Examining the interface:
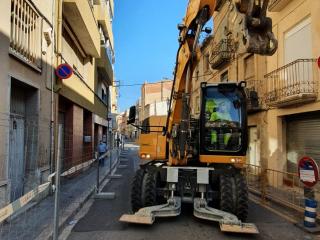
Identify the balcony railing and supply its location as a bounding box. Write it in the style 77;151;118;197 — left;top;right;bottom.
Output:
209;39;233;69
10;0;42;71
245;79;264;112
265;59;319;107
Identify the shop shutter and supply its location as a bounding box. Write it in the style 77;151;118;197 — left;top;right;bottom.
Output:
286;112;320;173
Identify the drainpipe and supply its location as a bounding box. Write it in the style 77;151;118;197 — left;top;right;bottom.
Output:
57;0;63;64
51;0;63;173
49;0;56;174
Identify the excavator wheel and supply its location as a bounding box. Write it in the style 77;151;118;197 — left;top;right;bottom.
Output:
220;172;248;221
143;171;158;206
131;168;165;213
131;168;145;212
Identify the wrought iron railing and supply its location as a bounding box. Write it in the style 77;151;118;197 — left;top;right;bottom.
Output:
264;59;319;105
209;39;233;69
10;0;42;70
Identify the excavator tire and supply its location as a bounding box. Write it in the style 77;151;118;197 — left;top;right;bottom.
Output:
234;173;249;221
220;173;248;221
131;168;145;213
143;171;157;207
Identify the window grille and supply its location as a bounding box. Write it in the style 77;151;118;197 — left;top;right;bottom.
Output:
10;0;42;69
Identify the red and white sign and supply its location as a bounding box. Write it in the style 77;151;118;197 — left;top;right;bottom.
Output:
298;156;319;188
55;63;73;80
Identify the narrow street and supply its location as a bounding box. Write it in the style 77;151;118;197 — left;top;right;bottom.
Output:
67;144;315;240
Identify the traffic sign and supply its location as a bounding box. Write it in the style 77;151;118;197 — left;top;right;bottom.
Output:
317;57;320;69
56;63;73;80
298;156;319;188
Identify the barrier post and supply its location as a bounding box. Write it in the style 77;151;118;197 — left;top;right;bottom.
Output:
53;125;62;240
297;156;320;232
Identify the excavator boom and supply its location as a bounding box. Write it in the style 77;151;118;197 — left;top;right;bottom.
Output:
166;0;277;166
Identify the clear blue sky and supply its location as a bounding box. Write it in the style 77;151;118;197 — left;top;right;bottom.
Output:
113;0;188;112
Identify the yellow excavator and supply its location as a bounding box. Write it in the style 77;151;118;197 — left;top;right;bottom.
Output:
120;0;277;234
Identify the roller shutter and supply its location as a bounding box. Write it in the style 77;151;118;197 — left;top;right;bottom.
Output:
286;112;320;173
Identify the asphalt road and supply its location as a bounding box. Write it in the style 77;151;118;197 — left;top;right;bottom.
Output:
67;143;316;240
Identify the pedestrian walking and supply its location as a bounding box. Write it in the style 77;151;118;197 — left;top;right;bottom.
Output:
97;140;108;166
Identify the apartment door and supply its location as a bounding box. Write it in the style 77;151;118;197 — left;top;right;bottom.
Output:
248;127;260;166
9;115;25;201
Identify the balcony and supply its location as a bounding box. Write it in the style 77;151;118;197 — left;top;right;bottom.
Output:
265;59;319;107
63;0;100;57
9;0;42;71
97;46;113;86
94;0;114;49
245;80;264;113
269;0;291;12
209;39;233;69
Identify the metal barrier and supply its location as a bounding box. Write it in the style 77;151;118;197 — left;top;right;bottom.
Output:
245;164;316;214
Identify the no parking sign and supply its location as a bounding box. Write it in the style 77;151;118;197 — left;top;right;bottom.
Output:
55;63;73;80
298;156;319;188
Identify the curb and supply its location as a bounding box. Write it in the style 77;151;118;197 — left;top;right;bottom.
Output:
35;150;121;240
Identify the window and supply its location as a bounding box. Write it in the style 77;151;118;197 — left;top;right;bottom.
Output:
105;40;113;64
203;87;243;152
102;88;107;103
284;17;312;64
62;21;87;64
10;0;42;69
196;96;200;113
204;54;210;72
220;71;228;82
106;0;113;20
244;54;254;80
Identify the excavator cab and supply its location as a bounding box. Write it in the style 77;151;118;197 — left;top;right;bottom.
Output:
200;82;247;158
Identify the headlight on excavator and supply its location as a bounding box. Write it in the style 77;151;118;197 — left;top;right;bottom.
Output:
146;154;151;159
141;154;146;158
231;158;243;163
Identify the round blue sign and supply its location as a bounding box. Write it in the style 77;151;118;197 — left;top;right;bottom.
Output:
56;64;73;79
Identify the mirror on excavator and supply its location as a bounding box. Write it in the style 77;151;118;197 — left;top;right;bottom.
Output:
127;106;136;124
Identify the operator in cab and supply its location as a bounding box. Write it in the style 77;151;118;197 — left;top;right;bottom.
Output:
205;96;240;151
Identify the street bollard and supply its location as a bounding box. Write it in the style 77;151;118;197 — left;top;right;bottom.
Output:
304;198;317;228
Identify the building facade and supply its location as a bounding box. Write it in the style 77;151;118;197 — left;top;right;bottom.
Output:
0;0;55;206
191;0;320;175
139;79;173;123
56;0;115;171
0;0;116;207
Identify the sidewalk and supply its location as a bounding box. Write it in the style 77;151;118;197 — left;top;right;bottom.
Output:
0;148;120;240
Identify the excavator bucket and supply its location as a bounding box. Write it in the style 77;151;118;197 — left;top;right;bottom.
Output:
220;222;259;234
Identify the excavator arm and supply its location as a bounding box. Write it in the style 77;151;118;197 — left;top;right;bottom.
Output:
166;0;277;166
